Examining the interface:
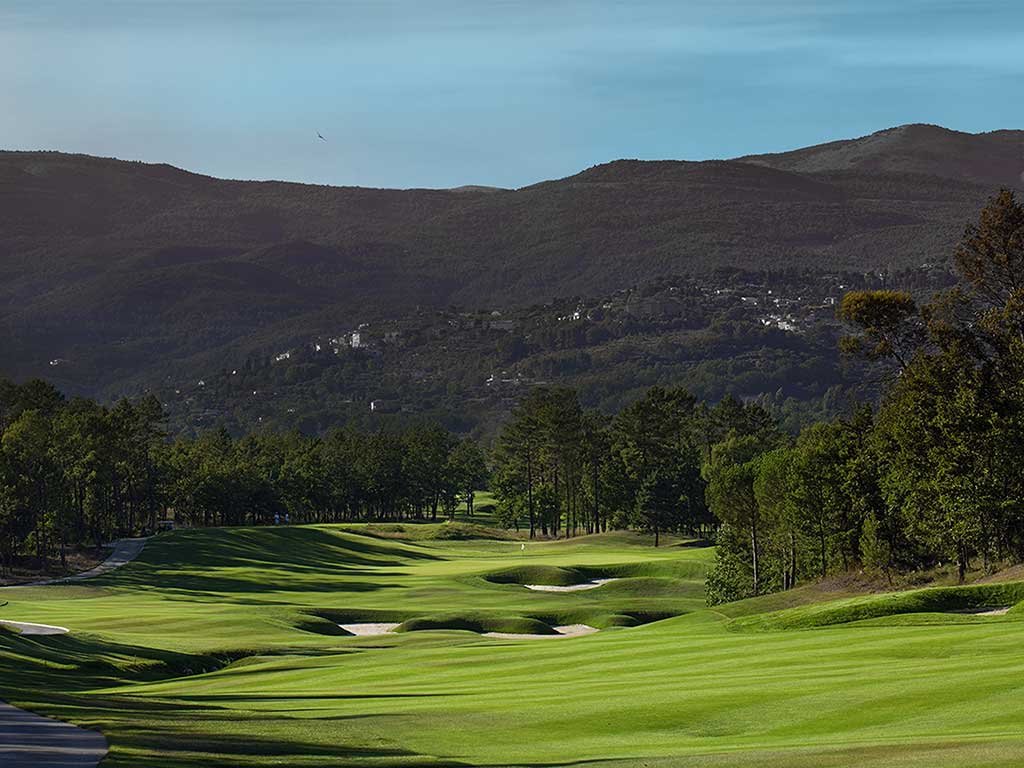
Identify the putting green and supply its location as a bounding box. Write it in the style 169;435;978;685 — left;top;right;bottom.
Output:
1;525;1023;767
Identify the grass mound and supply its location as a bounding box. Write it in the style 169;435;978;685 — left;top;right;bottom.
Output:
483;558;710;589
483;564;592;586
352;522;517;542
311;608;407;625
426;522;518;541
527;609;644;629
596;576;699;598
619;610;682;625
731;581;1024;631
292;615;351;636
602;559;711;580
396;613;556;635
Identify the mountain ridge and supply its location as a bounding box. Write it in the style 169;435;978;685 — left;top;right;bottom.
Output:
0;124;1020;399
737;123;1024;188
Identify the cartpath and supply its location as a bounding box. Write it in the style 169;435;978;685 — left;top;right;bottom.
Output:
0;537;148;767
0;537;149;589
0;702;107;767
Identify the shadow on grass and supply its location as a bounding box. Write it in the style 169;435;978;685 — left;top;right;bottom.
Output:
104;723;473;767
89;527;439;596
119;577;404;599
0;631;244;696
162;693;465;702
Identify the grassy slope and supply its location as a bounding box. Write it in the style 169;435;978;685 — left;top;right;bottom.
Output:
1;525;1023;767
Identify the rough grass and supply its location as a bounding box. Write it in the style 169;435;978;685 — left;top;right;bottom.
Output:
2;525;1024;767
0;545;107;586
483;564;591;586
351;521;520;542
483;556;711;587
730;582;1024;632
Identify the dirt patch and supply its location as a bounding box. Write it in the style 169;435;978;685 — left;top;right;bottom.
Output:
0;547;106;586
979;564;1024;584
1;538;149;589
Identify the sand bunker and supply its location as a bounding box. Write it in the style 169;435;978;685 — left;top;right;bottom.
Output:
945;607;1011;617
0;620;70;636
338;622;601;639
339;623;400;636
524;578;619;592
483;624;600;640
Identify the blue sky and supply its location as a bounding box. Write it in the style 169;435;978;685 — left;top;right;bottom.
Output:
2;1;1022;188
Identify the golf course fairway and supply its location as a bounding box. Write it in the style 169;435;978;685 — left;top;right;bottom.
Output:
2;524;1024;767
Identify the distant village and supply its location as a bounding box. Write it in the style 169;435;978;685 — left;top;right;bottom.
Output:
157;265;954;434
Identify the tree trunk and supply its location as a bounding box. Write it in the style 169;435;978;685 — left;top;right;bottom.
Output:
819;522;827;580
552;465;560;537
751;517;760;596
788;532;797;590
527;454;535;539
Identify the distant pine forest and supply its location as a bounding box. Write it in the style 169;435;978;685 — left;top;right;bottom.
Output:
2;191;1023;604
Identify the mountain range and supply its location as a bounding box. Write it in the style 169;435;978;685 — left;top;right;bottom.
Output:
1;123;1021;399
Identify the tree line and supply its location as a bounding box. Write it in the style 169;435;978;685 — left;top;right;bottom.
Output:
707;190;1024;600
492;385;773;545
492;191;1024;602
5;190;1023;602
0;386;485;575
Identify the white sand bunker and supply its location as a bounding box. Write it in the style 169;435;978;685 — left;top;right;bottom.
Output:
0;620;69;636
524;578;619;592
945;607;1011;617
484;624;599;640
339;623;400;636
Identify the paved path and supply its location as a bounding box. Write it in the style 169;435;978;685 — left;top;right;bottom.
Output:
0;702;107;767
1;538;149;589
0;538;147;765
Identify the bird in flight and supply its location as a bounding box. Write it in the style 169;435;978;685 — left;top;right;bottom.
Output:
317;132;327;141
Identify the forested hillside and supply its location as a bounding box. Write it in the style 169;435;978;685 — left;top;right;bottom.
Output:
488;190;1024;596
3;189;1023;591
2;124;1020;414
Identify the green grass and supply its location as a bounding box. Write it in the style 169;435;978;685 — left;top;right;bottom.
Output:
729;582;1024;632
2;524;1024;767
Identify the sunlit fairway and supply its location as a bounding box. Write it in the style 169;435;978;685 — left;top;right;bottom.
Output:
2;525;1024;767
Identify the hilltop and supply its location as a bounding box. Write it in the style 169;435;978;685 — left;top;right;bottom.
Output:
739;123;1024;188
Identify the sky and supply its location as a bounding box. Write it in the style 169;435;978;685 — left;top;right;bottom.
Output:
2;0;1023;189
